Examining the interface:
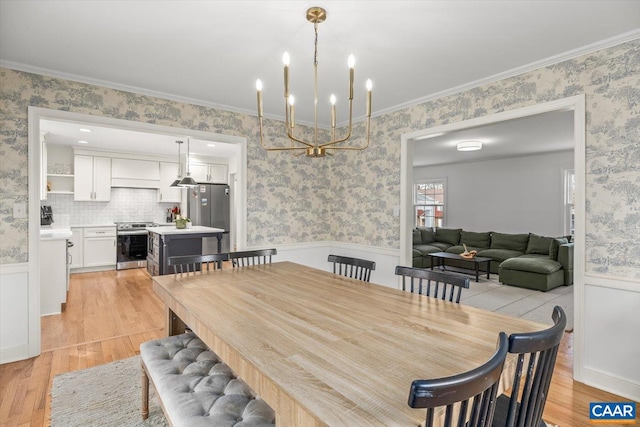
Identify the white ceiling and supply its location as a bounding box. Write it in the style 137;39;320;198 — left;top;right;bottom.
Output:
40;119;239;159
412;109;575;167
1;1;637;162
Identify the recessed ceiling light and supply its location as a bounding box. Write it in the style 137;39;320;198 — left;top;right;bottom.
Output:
78;140;89;144
207;144;216;147
79;128;92;133
456;140;482;151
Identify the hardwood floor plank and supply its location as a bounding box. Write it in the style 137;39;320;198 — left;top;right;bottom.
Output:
0;267;635;427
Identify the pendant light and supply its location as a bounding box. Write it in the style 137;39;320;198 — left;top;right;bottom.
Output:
169;140;183;187
178;137;197;187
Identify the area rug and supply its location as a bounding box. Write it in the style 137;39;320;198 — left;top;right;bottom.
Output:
459;277;574;332
51;356;168;427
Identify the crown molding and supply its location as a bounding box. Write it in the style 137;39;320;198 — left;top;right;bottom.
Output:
368;29;640;122
2;29;638;129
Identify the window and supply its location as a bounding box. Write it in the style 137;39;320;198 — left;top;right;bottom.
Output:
564;169;575;238
414;180;445;228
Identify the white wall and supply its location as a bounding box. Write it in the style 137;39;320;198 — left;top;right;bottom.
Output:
0;265;30;364
258;242;401;290
582;276;640;399
414;150;573;236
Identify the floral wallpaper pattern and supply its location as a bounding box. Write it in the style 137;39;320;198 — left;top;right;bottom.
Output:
1;39;639;279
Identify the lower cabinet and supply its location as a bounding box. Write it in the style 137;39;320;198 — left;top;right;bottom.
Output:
40;239;68;316
69;226;116;271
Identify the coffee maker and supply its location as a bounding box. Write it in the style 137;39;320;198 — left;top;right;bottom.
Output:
41;205;54;226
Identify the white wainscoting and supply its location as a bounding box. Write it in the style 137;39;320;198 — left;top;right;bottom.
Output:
263;241;402;289
0;263;31;364
581;274;640;401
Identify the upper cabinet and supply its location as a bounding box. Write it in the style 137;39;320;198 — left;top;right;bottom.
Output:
158;162;183;203
111;158;160;188
190;162;228;184
41;141;75;200
74;155;111;201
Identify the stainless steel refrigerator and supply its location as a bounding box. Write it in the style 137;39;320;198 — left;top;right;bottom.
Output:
187;184;230;254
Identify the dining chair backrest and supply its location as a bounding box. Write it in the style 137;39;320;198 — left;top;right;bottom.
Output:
228;248;277;267
408;332;509;427
327;255;376;282
395;266;470;303
493;306;566;427
167;253;229;277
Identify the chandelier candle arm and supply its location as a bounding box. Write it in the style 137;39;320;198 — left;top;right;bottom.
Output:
255;6;372;157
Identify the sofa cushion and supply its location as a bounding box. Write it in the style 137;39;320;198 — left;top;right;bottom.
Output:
435;228;461;246
418;227;435;243
460;231;491;249
549;237;569;260
477;248;524;262
413;244;443;255
500;257;562;275
525;234;552;255
490;232;529;252
412;229;422;245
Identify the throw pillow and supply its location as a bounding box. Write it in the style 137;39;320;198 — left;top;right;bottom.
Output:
460;231;491;248
490;232;529;251
418;227;435;243
549;237;569;260
526;234;552;255
412;229;422;245
435;228;461;246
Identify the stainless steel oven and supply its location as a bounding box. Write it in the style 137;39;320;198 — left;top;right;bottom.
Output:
116;221;156;270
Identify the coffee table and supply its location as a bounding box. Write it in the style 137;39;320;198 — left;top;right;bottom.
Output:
428;251;491;282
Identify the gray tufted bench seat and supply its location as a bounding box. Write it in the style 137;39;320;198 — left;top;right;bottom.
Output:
140;332;275;427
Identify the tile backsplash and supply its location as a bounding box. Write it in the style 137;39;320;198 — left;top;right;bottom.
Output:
44;187;178;226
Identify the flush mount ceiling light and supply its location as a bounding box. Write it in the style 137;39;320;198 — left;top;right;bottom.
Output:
456;140;483;151
255;6;372;158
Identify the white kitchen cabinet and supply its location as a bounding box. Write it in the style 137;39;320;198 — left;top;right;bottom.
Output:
69;227;84;269
40;238;68;316
74;155;111;201
190;162;228;184
111;158;160;188
83;226;116;267
158;162;183;203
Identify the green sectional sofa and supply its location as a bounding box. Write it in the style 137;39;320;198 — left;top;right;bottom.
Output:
412;227;573;291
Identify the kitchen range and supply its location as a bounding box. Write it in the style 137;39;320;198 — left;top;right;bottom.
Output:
115;221;157;270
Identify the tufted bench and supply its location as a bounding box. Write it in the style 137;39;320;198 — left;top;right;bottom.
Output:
140;332;275;427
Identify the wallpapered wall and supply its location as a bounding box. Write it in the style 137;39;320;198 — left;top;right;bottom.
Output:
1;39;638;279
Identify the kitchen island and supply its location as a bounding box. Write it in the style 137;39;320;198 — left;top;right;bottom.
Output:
145;226;225;276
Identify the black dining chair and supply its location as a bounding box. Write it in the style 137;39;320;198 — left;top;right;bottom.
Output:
409;332;509;427
395;265;470;303
167;253;229;276
228;248;277;267
492;306;567;427
327;254;376;282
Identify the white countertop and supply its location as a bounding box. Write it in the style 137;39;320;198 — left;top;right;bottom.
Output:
69;223;117;228
145;225;225;235
40;227;72;240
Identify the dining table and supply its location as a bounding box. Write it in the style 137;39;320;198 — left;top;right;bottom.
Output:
151;261;547;426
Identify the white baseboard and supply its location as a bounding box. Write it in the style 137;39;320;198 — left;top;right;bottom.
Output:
0;343;30;365
583;366;640;402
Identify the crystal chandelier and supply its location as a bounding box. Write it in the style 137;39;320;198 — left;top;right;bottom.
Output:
255;6;372;158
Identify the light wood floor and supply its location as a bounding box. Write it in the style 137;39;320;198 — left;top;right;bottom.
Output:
0;268;632;426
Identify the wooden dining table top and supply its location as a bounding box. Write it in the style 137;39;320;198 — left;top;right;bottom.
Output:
152;261;547;426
